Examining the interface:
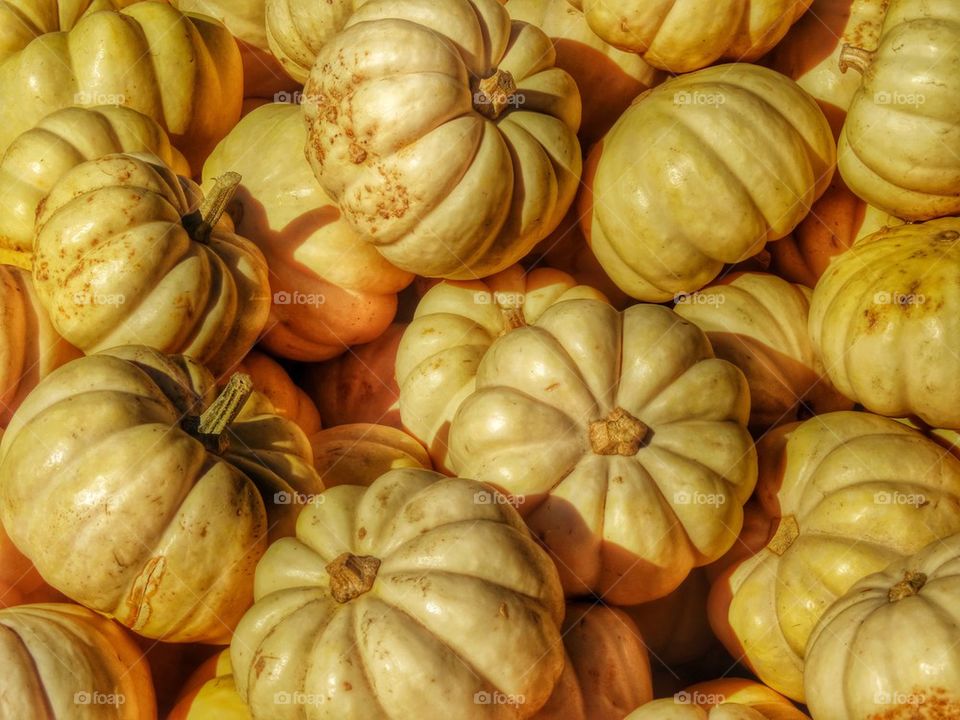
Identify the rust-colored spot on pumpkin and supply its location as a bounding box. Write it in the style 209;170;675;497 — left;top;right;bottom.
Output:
122;555;167;629
349;143;367;164
866;686;959;719
498;602;509;619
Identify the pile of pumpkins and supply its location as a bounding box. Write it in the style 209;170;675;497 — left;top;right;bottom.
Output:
0;0;958;718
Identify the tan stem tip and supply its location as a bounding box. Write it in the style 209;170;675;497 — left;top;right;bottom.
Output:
589;408;649;456
327;553;382;603
185;171;242;243
183;373;254;454
473;69;519;120
767;515;800;556
888;570;927;602
838;44;875;75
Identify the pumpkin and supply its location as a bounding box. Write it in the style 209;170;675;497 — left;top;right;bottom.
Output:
626;679;809;720
534;602;652;720
767;173;901;287
837;0;960;220
225;351;321;436
0;602;156;719
230;468;566;719
765;0;888;134
0;1;243;168
674;272;852;430
169;651;250;720
303;0;583;279
0;264;80;428
579;64;836;302
0;105;190;265
203;103;412;362
809;218;960;428
263;0;358;83
708;411;960;701
448;299;757;604
0;517;62;610
504;0;663;145
0;345;323;642
571;0;811;73
396;265;607;471
0;0;139;60
805;532;960;719
33;153;270;375
310;423;431;488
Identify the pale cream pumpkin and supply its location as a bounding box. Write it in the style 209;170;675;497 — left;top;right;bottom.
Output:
225;350;321;436
169;651;250;720
805;532;960;719
0;0;139;60
448;299;757;604
397;265;606;471
303;0;583;279
708;411;960;701
809;218;960;429
0;602;157;719
230;468;566;719
34;153;270;375
674;272;852;430
264;0;359;83
203;103;412;362
310;423;430;488
571;0;811;73
627;679;809;719
580;63;835;302
0;1;242;167
837;0;960;220
0;345;323;642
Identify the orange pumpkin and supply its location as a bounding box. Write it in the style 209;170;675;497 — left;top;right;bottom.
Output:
224;351;321;436
0;519;62;610
310;423;430;488
169;650;250;720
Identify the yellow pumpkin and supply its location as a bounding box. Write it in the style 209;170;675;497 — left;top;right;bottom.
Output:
674;272;852;430
580;63;835;302
708;411;960;701
0;345;322;643
627;679;809;719
396;265;606;471
263;0;358;83
837;0;960;220
571;0;811;73
809;218;960;428
34;153;270;375
225;350;321;436
0;1;242;168
0;602;157;719
169;651;250;720
303;0;582;279
310;423;431;488
0;0;139;60
230;468;565;719
448;299;757;604
203;103;412;362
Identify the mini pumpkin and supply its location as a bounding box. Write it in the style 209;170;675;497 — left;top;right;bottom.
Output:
310;423;430;488
225;351;321;436
627;678;809;719
303;0;582;279
169;650;250;720
448;299;757;604
263;0;358;83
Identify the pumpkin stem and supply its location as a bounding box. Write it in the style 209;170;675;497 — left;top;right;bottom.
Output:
589;408;649;456
499;307;526;333
326;552;381;603
767;515;799;556
888;570;927;602
473;69;519;120
838;44;875;75
184;171;242;243
182;373;254;453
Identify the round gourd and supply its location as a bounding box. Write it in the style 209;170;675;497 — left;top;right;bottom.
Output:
627;679;808;719
397;265;606;471
674;272;852;430
0;602;156;719
805;532;960;719
448;299;757;604
0;346;323;643
310;423;430;488
0;1;243;168
264;0;358;83
809;218;960;428
0;0;139;60
227;351;321;436
169;651;250;720
203;103;412;362
837;0;960;220
708;411;960;701
580;63;836;302
572;0;811;73
0;105;190;263
34;153;270;375
230;468;565;720
303;0;582;279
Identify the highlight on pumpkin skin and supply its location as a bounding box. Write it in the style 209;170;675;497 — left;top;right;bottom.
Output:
626;678;809;719
310;423;431;488
168;650;250;720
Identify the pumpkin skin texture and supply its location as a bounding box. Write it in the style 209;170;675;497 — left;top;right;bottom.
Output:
0;105;190;262
263;0;359;83
203;103;412;362
504;0;663;145
0;2;243;169
805;533;960;720
230;468;566;720
708;411;960;702
580;64;836;302
226;351;321;437
809;218;960;429
34;153;271;375
310;423;431;488
397;265;606;472
0;345;323;643
572;0;811;73
0;603;157;719
0;0;140;59
837;0;960;220
626;679;808;720
674;272;852;430
448;299;757;604
303;0;583;279
169;651;250;720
